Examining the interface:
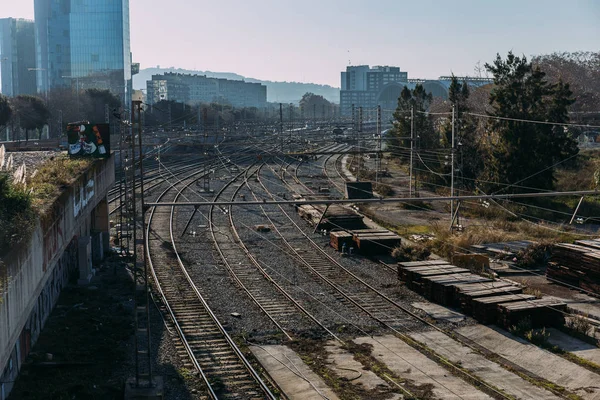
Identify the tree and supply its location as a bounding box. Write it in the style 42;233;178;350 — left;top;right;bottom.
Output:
0;94;12;129
439;76;485;190
533;51;600;129
388;84;436;159
299;92;333;119
482;52;578;192
10;95;50;141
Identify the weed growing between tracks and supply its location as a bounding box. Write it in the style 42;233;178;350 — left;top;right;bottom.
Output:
289;339;402;400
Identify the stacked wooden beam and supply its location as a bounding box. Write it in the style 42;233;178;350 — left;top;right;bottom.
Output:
423;273;492;305
498;298;567;328
321;214;365;230
455;281;523;313
329;231;353;251
398;263;469;291
397;261;567;327
472;294;536;324
548;241;600;295
352;229;401;255
470;240;534;258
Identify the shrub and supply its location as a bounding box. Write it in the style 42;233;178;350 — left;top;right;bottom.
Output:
566;315;592;336
0;172;35;257
374;183;393;197
515;242;554;269
392;244;431;262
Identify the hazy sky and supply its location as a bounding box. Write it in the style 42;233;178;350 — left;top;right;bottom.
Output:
2;0;599;87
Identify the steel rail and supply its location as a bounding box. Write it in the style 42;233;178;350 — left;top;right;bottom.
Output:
233;164;343;342
208;162;296;341
268;159;518;400
169;156;277;400
146;189;600;207
145;168;219;399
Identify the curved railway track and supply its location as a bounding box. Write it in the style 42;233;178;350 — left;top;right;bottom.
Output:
250;158;514;400
207;161;341;342
146;155;277;400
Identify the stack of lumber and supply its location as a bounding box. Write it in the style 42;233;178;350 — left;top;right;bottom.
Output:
548;241;600;295
398;261;566;327
329;231;353;251
470;240;534;258
297;205;327;227
455;281;523;312
322;214;365;230
497;298;566;328
398;262;468;291
422;273;492;305
472;294;536;324
352;229;401;255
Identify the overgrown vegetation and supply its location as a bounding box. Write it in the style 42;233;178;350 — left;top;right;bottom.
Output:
28;155;93;211
391;244;431;262
515;242;554;269
0;173;35;258
0;155;94;258
509;316;550;346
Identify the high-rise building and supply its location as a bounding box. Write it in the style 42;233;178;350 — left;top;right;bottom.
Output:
34;0;132;104
340;65;408;116
340;65;493;117
0;18;37;96
146;73;267;108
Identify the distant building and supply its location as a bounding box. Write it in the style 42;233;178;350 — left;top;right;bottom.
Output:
34;0;133;104
340;65;493;116
0;18;37;96
340;65;408;116
146;73;267;108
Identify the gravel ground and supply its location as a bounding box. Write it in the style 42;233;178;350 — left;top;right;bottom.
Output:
2;150;62;170
174;158;285;344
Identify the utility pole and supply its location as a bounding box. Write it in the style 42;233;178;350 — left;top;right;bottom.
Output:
279;103;283;151
376;105;381;185
450;105;455;230
357;107;363;181
129;100;155;391
105;103;110;123
409;106;414;197
168;103;172;132
289;103;293;151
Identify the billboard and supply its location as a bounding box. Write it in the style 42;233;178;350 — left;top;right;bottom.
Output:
67;123;110;158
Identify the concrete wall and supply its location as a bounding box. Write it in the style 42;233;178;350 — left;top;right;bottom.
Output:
0;156;115;399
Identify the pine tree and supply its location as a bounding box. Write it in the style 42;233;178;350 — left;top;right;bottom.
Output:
388;84;435;160
483;52;578;192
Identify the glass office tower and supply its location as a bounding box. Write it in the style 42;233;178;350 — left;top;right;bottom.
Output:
0;18;37;96
34;0;132;105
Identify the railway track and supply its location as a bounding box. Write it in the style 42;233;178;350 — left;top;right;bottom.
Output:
146;154;277;399
251;159;515;400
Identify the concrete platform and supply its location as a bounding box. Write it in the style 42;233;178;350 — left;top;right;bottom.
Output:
324;340;392;392
412;302;465;323
250;345;340;400
458;325;600;399
410;330;560;400
355;335;493;399
546;328;600;365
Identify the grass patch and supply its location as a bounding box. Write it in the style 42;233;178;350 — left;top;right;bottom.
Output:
0;172;36;258
28;155;94;212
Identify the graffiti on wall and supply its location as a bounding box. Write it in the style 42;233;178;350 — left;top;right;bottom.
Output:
74;176;95;218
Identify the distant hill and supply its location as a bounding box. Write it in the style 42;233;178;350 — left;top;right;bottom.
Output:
133;67;340;104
